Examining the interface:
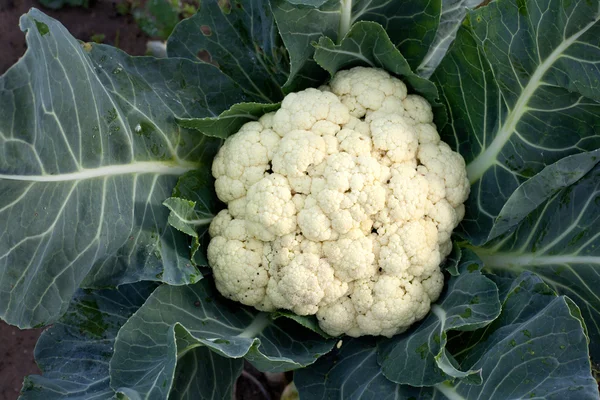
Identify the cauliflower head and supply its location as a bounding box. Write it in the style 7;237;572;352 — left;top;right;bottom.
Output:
207;67;469;337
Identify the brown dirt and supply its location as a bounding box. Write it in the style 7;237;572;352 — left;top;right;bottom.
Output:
0;321;44;400
0;0;150;75
236;363;289;400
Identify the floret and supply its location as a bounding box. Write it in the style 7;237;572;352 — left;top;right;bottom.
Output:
207;67;470;337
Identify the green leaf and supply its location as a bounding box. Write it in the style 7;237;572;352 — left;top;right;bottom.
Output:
442;241;462;276
177;102;280;139
433;0;600;245
416;0;483;78
295;338;425;400
472;162;600;357
166;168;221;268
270;0;338;92
133;0;181;40
170;347;243;400
110;279;335;399
271;310;333;338
312;21;441;119
347;0;442;71
441;273;598;400
19;282;156;399
164;197;210;237
167;0;289;102
0;10;242;328
297;273;597;400
488;149;600;241
271;0;442;92
378;260;501;386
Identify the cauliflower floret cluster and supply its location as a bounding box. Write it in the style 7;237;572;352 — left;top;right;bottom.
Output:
207;67;470;337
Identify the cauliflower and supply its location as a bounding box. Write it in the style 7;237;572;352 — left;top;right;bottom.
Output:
207;67;470;338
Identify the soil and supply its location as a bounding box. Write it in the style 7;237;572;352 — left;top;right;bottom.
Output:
0;0;149;75
0;322;44;400
237;363;289;400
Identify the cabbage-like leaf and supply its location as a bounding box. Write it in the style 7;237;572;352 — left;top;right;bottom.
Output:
19;282;157;399
439;273;598;399
312;21;441;117
295;338;425;400
164;168;221;267
348;0;441;70
488;148;600;241
162;196;212;269
0;10;242;328
170;346;243;400
442;242;462;276
378;256;500;386
433;0;600;245
271;0;442;91
270;0;339;91
176;102;281;139
473;162;600;357
416;0;482;78
167;0;288;102
110;279;335;399
271;310;332;338
296;273;597;400
164;197;211;238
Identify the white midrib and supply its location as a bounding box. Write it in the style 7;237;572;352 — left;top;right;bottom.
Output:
431;304;447;325
476;252;600;269
237;313;270;339
0;161;197;182
339;0;353;42
466;17;599;184
179;217;214;226
434;382;466;400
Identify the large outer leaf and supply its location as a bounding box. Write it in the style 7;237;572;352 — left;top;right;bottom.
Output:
416;0;482;78
271;0;442;91
19;282;157;399
473;162;600;357
0;10;244;328
378;257;500;386
270;0;339;91
433;0;600;245
167;0;288;102
297;273;597;400
110;279;335;400
295;338;425;400
169;347;243;400
488;149;600;241
439;273;598;400
349;0;441;70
